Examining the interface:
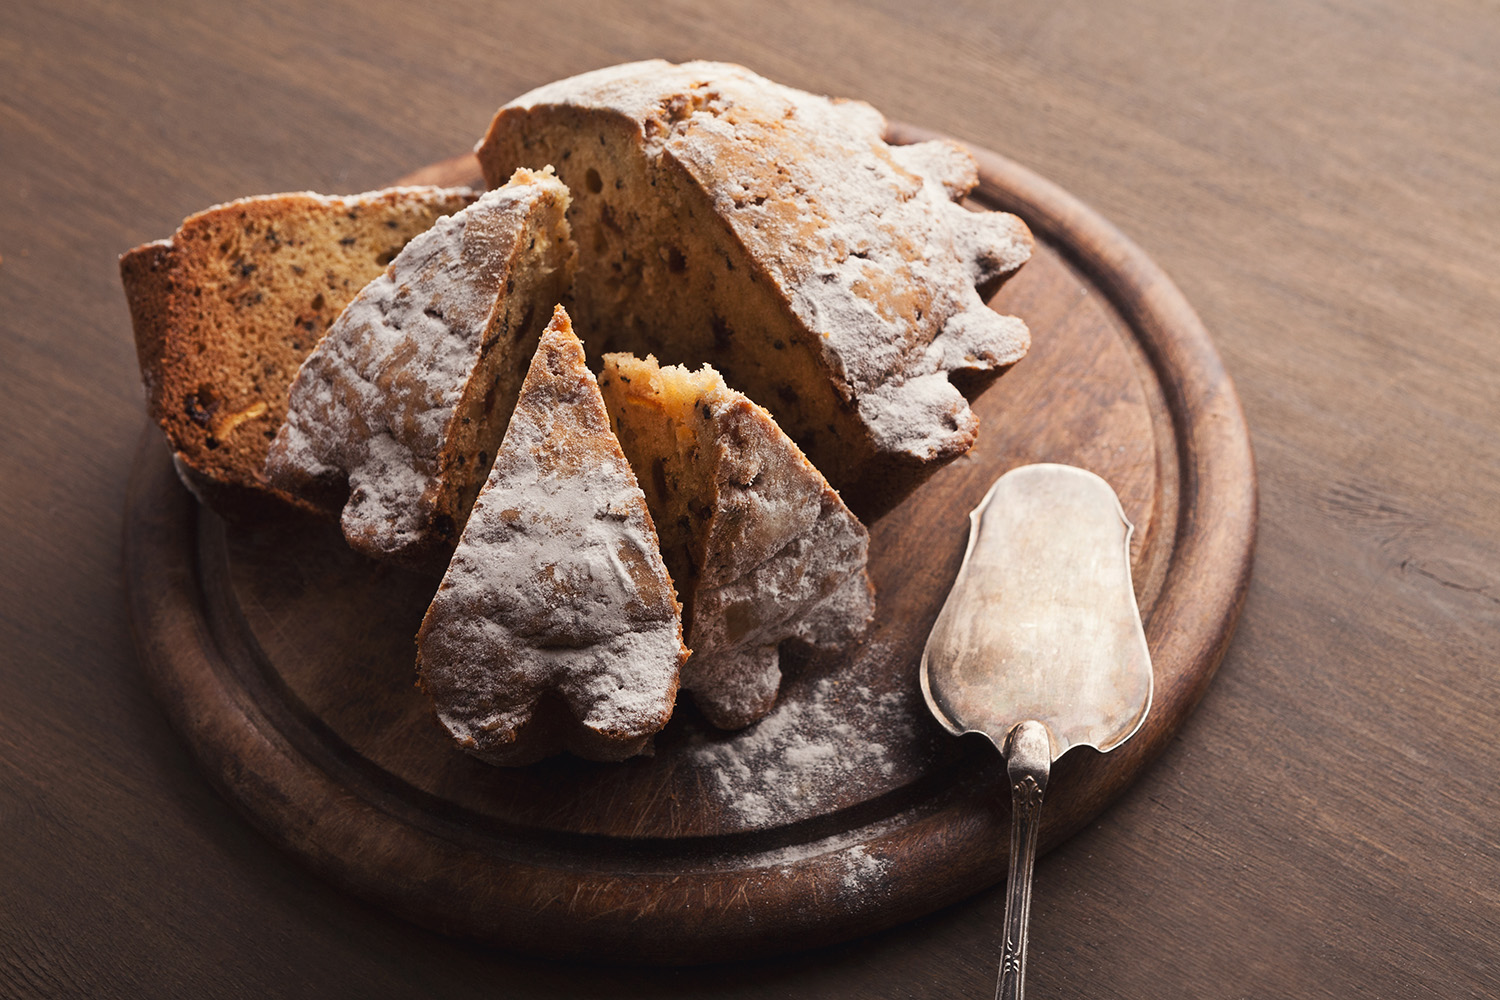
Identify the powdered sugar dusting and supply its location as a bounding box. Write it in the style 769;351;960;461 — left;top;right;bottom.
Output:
417;316;687;764
267;170;570;560
498;59;1033;467
837;844;889;892
424;459;680;740
685;676;912;825
601;355;874;731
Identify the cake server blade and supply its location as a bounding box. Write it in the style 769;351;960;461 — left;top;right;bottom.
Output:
919;463;1153;1000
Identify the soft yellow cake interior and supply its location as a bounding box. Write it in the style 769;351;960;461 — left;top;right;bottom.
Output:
598;353;721;610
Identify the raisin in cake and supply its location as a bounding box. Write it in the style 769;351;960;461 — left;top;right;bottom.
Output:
417;308;687;765
478;60;1033;512
120;185;476;515
600;353;874;729
266;168;576;564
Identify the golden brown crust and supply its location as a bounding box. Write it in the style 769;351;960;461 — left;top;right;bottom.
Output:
120;186;477;518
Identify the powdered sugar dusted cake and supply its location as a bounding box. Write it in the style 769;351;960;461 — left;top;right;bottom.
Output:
599;353;874;729
478;60;1033;511
265;167;576;563
417;308;687;765
120;185;477;517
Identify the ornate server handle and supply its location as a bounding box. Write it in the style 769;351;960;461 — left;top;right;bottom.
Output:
997;720;1052;1000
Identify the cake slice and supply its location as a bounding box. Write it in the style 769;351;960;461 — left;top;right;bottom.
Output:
417;308;688;765
599;353;875;729
479;60;1033;512
120;185;477;515
266;167;576;564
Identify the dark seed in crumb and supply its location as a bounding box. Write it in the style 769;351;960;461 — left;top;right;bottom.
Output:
711;316;732;351
185;391;218;426
651;457;668;500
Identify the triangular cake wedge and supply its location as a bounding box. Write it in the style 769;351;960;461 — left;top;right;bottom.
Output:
417;308;688;765
479;60;1032;513
599;353;875;729
119;185;477;517
266;167;577;564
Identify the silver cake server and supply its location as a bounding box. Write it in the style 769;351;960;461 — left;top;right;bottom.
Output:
920;463;1153;1000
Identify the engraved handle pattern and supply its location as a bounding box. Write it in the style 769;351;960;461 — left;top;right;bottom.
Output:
996;720;1052;1000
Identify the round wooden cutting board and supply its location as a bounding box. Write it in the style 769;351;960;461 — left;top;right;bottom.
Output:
124;126;1256;964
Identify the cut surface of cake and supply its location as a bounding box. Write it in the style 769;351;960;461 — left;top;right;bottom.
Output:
120;185;477;515
417;308;687;765
478;59;1033;511
599;353;875;729
266;168;576;564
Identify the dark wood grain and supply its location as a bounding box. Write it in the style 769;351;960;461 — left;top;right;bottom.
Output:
4;0;1499;996
122;143;1253;963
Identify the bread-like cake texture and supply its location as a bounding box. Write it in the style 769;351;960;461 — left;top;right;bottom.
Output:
417;308;687;765
266;168;577;564
120;186;477;515
599;353;875;729
478;60;1033;511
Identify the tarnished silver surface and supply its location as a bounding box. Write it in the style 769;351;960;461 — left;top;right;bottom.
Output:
919;463;1153;1000
920;463;1152;755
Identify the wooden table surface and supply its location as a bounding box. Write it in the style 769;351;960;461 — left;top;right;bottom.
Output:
3;1;1496;996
